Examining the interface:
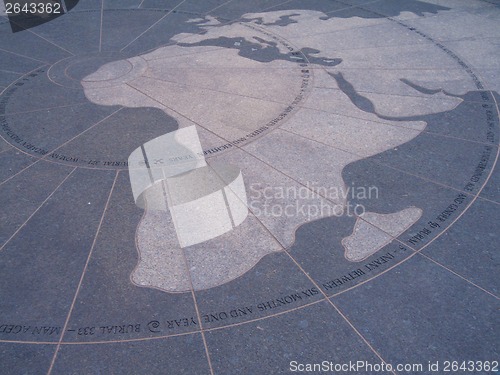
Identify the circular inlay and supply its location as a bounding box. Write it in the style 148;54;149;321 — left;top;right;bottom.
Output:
0;3;497;367
47;51;130;89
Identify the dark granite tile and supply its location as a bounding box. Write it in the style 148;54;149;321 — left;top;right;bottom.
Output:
205;300;391;375
330;0;382;5
371;131;494;192
119;12;211;56
2;67;95;114
479;152;500;202
0;136;13;153
332;255;499;372
341;155;486;251
100;8;167;52
0;70;21;88
0;22;70;64
421;199;499;295
104;0;143;9
265;0;348;15
139;0;187;11
54;106;178;169
64;172;199;342
24;10;102;54
288;215;414;297
52;334;211;374
0;148;36;184
419;91;499;146
0;50;43;75
68;0;101;11
0;168;116;342
210;0;303;21
0;100;117;161
291;4;379;21
0;342;55;375
0;161;73;246
355;0;451;19
193;251;324;330
179;0;234;15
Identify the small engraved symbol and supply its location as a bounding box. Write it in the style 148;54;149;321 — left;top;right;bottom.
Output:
147;320;161;333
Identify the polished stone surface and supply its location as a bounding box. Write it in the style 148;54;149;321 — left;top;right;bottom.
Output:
0;0;499;374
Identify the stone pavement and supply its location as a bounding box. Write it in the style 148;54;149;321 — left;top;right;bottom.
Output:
0;0;499;374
